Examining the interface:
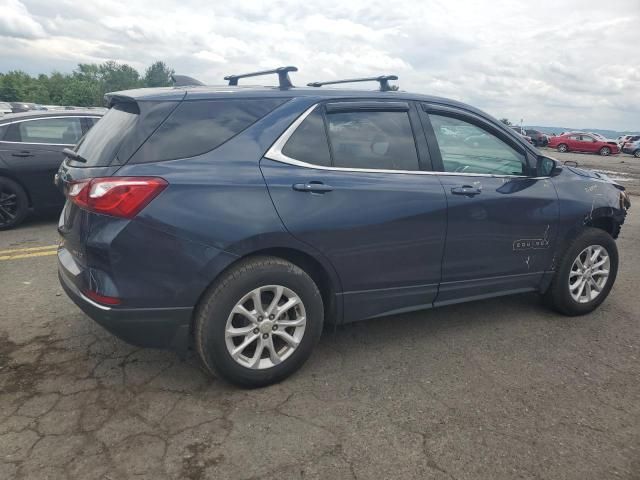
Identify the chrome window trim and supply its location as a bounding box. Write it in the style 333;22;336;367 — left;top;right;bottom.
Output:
0;115;101;146
264;103;545;180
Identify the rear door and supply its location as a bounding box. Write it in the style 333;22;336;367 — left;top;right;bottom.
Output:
0;116;84;209
420;104;559;305
261;100;448;322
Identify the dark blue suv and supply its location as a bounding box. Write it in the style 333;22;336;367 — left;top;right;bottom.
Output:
56;67;630;387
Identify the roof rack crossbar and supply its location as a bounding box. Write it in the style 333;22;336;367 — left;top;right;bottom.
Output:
307;75;398;92
224;66;298;88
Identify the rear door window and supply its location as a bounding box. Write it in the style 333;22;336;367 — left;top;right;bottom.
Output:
325;110;419;170
5;117;83;144
130;98;287;163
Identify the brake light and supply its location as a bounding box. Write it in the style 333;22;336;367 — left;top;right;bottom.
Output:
68;177;168;219
84;289;121;305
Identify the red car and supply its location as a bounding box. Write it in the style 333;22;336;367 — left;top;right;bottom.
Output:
548;132;619;156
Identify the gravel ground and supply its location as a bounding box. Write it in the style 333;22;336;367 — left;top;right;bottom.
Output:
0;154;638;479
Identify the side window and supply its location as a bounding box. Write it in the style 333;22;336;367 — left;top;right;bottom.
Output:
281;109;331;166
325;110;419;170
131;98;287;163
5;117;83;144
580;135;595;142
428;114;525;176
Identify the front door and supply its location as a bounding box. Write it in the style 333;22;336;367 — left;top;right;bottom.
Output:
420;105;559;305
261;101;447;322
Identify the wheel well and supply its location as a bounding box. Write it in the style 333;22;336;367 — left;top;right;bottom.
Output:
192;247;339;333
248;248;338;322
588;216;620;239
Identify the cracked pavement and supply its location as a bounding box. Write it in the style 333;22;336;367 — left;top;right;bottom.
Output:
1;197;639;478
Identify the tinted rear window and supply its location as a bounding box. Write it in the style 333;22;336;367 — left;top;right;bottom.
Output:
73;103;139;167
281;109;331;167
130;98;287;163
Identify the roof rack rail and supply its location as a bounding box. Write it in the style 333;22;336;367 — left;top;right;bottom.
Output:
171;74;205;87
307;75;398;92
224;66;298;88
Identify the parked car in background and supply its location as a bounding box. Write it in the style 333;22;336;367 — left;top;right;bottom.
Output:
509;126;533;144
524;129;549;147
548;133;619;156
0;102;12;117
55;68;630;387
622;139;640;158
9;102;38;113
621;135;640;150
0;110;102;229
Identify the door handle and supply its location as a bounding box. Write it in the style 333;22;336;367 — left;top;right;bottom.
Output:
292;182;333;193
11;151;34;158
451;185;481;197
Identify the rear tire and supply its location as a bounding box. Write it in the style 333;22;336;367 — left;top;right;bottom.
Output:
195;256;324;388
599;146;611;156
544;228;618;316
557;144;568;153
0;177;29;230
634;150;640;158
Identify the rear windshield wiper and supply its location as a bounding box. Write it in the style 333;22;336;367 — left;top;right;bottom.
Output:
63;148;87;164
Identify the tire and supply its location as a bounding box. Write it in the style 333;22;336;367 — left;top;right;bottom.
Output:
544;228;618;316
195;256;324;388
599;146;611;156
557;144;568;153
634;150;640;158
0;177;29;230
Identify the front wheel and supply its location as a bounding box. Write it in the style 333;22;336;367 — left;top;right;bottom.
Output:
195;256;324;388
599;146;611;156
557;144;568;153
634;150;640;158
544;228;618;316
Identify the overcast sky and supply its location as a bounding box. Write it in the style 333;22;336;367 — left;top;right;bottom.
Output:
1;0;639;131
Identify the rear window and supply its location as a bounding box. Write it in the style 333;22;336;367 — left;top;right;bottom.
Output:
130;98;287;164
73;103;140;167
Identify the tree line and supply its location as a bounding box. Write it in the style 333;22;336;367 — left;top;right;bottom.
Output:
0;61;175;107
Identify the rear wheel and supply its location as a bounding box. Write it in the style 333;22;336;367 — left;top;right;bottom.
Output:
599;146;611;156
557;143;568;153
544;228;618;316
0;177;29;230
195;256;324;388
634;150;640;158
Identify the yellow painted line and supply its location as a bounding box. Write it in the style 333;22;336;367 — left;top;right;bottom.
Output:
0;245;59;255
0;250;58;261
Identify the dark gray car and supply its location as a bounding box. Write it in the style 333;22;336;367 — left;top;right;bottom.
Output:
0;110;102;229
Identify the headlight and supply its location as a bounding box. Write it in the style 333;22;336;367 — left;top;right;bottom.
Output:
620;190;631;210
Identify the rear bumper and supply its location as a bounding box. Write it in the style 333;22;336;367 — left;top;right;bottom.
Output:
58;264;192;353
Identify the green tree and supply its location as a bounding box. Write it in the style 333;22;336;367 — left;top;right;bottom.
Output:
99;61;141;93
0;71;33;101
144;61;174;87
61;78;101;107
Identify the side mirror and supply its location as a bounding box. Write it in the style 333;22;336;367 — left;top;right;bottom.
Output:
537;156;562;177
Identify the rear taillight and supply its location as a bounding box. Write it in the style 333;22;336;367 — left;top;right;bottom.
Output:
68;177;168;219
84;289;121;305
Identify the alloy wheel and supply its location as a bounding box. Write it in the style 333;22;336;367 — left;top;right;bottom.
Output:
600;147;610;156
224;285;306;369
558;144;567;153
568;245;610;304
0;186;18;227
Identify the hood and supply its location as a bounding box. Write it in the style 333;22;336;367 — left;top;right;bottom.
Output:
566;166;625;190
